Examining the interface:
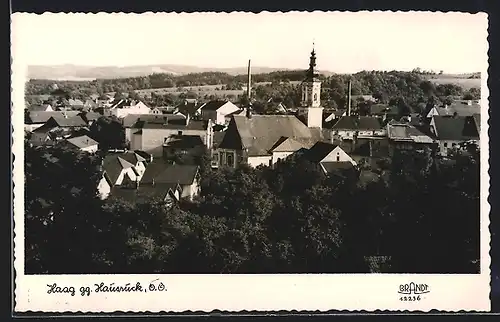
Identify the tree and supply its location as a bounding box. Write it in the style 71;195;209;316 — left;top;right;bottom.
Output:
25;144;105;273
89;116;127;150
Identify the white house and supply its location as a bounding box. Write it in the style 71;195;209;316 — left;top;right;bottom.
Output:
200;100;241;125
140;163;201;201
98;154;145;199
106;99;151;118
331;115;385;138
65;135;99;153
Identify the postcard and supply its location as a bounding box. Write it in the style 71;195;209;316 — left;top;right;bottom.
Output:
12;11;490;313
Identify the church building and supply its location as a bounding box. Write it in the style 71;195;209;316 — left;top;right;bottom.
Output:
216;47;333;168
299;46;324;129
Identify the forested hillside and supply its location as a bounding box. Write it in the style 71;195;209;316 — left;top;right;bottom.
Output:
26;70;481;113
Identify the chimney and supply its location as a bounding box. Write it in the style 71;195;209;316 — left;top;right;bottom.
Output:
247;59;252;101
347;80;352;117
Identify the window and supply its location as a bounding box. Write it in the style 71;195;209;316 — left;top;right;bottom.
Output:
444;142;448;147
314;93;317;101
227;153;234;167
178;131;183;136
336;156;340;162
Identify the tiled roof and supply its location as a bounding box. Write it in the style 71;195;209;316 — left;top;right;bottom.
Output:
213;131;226;149
432;115;480;141
110;183;181;204
110;151;147;165
26;111;80;124
52;116;87;127
66;135;98;149
27;104;52;112
387;124;435;143
141;161;199;185
164;135;204;149
102;154;136;184
304;141;339;163
79;112;102;122
176;101;203;115
68;99;84;106
332;116;382;130
201;100;230;111
134;119;208;131
219;115;325;156
269;136;308;153
123;113;186;128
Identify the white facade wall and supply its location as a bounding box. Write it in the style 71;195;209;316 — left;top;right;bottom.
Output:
247;155;272;168
115;167;138;186
271;151;295;165
97;176;111;200
320;146;357;165
81;144;99;153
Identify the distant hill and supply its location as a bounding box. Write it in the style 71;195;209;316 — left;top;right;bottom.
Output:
27;64;336;80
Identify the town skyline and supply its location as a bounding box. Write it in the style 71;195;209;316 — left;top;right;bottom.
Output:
13;12;487;74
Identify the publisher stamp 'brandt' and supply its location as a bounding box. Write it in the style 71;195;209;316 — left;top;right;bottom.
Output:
12;11;491;313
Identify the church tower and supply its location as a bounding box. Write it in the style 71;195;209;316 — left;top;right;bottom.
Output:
301;45;323;128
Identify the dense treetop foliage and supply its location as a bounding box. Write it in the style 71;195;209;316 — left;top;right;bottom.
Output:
25;138;480;274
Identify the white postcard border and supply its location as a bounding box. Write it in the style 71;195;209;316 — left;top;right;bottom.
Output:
12;12;491;313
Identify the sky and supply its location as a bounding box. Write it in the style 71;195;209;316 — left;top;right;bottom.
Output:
12;11;488;73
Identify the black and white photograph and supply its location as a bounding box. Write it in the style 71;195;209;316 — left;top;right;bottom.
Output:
12;11;490;312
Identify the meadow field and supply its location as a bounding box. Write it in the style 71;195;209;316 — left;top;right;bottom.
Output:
425;75;481;90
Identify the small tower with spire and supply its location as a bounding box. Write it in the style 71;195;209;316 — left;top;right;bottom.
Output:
301;42;323;128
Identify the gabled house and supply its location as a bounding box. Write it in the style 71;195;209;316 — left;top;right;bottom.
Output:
140;162;201;201
98;153;145;199
115;151;148;181
268;136;310;166
386;122;437;157
331;116;385;138
303;141;357;165
110;182;183;208
430;115;480;156
174;99;205;118
68;99;85;110
123;114;187;142
217;114;327;168
78;111;101;126
28;104;54;112
25;111;80;132
426;100;481;118
200;100;240;125
295;141;357;177
129;116;213;157
323;109;347;127
105;99;151;118
30;115;88;145
65;135;99;153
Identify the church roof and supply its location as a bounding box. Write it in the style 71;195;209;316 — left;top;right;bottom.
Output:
219;115;325;157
